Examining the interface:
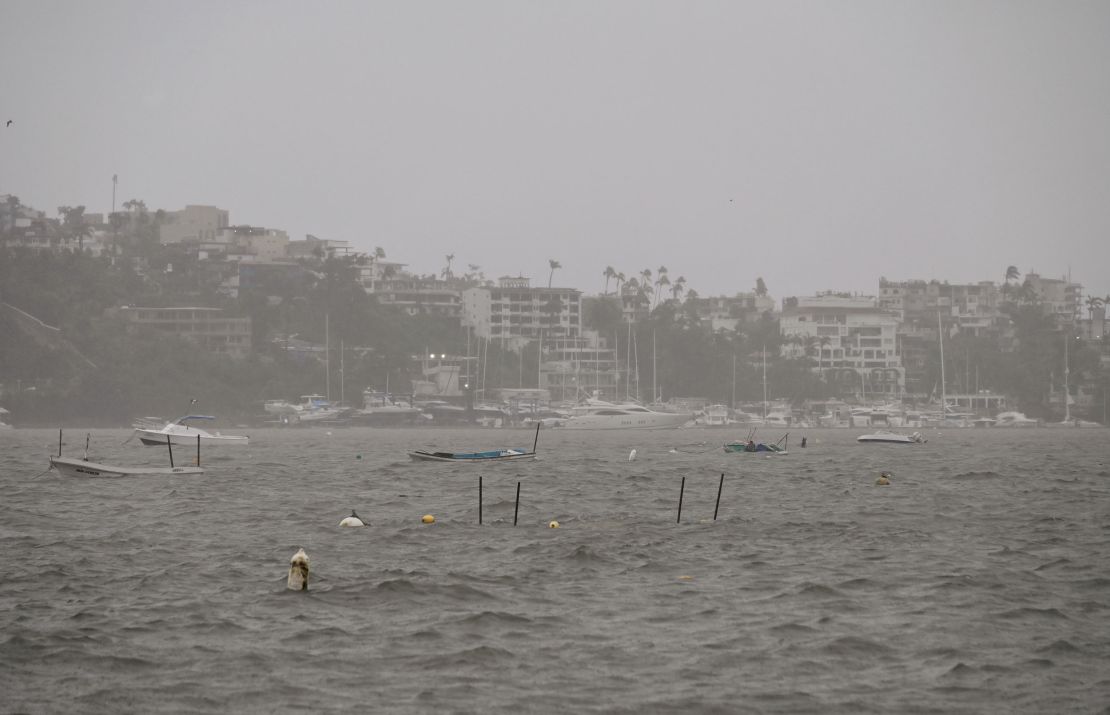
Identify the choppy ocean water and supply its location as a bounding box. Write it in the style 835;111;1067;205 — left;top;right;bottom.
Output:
2;425;1109;714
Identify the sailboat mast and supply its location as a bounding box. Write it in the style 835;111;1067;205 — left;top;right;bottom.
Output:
937;310;946;423
652;329;657;403
762;345;767;422
325;313;331;402
1064;331;1071;422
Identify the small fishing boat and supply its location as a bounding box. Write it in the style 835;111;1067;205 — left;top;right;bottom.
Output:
48;430;205;477
408;424;540;462
49;456;204;478
723;441;788;455
408;448;536;463
133;415;249;446
857;430;926;444
723;429;789;454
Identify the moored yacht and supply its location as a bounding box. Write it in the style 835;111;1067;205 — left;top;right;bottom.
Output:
560;399;692;430
132;415;249;446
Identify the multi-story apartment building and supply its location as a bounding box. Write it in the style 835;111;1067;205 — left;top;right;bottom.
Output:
159;205;230;244
879;278;1010;394
780;293;904;397
372;273;465;320
538;332;620;403
1022;272;1083;325
462;276;582;348
115;306;251;358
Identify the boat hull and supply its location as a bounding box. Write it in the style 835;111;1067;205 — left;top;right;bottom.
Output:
408;450;536;463
857;434;921;444
136;430;249;446
50;456;204;477
560;414;691;430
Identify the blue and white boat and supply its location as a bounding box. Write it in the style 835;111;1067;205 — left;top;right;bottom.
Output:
133;415;249;446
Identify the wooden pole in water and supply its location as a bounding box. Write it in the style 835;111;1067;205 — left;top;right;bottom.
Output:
677;476;686;524
166;434;174;468
532;421;541;454
478;475;483;525
84;433;89;461
196;434;201;467
514;481;521;526
713;473;724;520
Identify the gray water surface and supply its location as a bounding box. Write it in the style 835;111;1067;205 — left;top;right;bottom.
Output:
2;427;1109;713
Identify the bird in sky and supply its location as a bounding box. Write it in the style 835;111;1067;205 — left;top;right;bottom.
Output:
5;120;11;127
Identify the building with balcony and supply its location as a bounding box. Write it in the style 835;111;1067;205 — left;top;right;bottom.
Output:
462;276;582;349
539;333;620;403
115;306;251;358
1022;272;1083;325
780;293;904;397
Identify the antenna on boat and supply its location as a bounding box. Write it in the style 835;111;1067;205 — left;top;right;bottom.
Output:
84;433;90;461
532;421;541;454
58;428;63;457
166;434;174;468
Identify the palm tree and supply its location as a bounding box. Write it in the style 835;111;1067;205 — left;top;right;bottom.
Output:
442;254;455;279
58;205;91;251
615;272;626;296
670;275;686;302
755;277;768;297
1087;295;1106;324
547;259;562;288
1003;265;1020;300
653;273;670;311
603;266;616;295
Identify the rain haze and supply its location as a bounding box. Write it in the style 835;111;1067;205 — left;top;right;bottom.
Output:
4;4;1110;714
3;0;1109;299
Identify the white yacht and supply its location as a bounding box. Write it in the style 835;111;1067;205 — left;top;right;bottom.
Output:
560;399;692;430
354;390;421;426
994;411;1039;428
857;430;926;444
132;415;249;446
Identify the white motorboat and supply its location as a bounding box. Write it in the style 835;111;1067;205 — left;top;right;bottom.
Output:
698;404;733;427
290;395;349;424
994;411;1039;428
560;399;692;430
857;430;926;444
354;390;422;426
132;415;249;446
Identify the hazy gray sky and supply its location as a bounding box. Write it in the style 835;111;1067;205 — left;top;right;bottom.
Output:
3;1;1108;302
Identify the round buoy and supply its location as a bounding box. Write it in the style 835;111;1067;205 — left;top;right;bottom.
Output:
421;514;435;524
339;510;366;527
356;454;362;460
876;473;891;486
548;520;560;529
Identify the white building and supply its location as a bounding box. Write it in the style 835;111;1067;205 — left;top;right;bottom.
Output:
780;293;905;397
462;276;582;350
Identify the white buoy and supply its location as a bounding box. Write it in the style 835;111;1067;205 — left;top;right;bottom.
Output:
287;548;310;591
628;449;637;462
339;510;366;527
